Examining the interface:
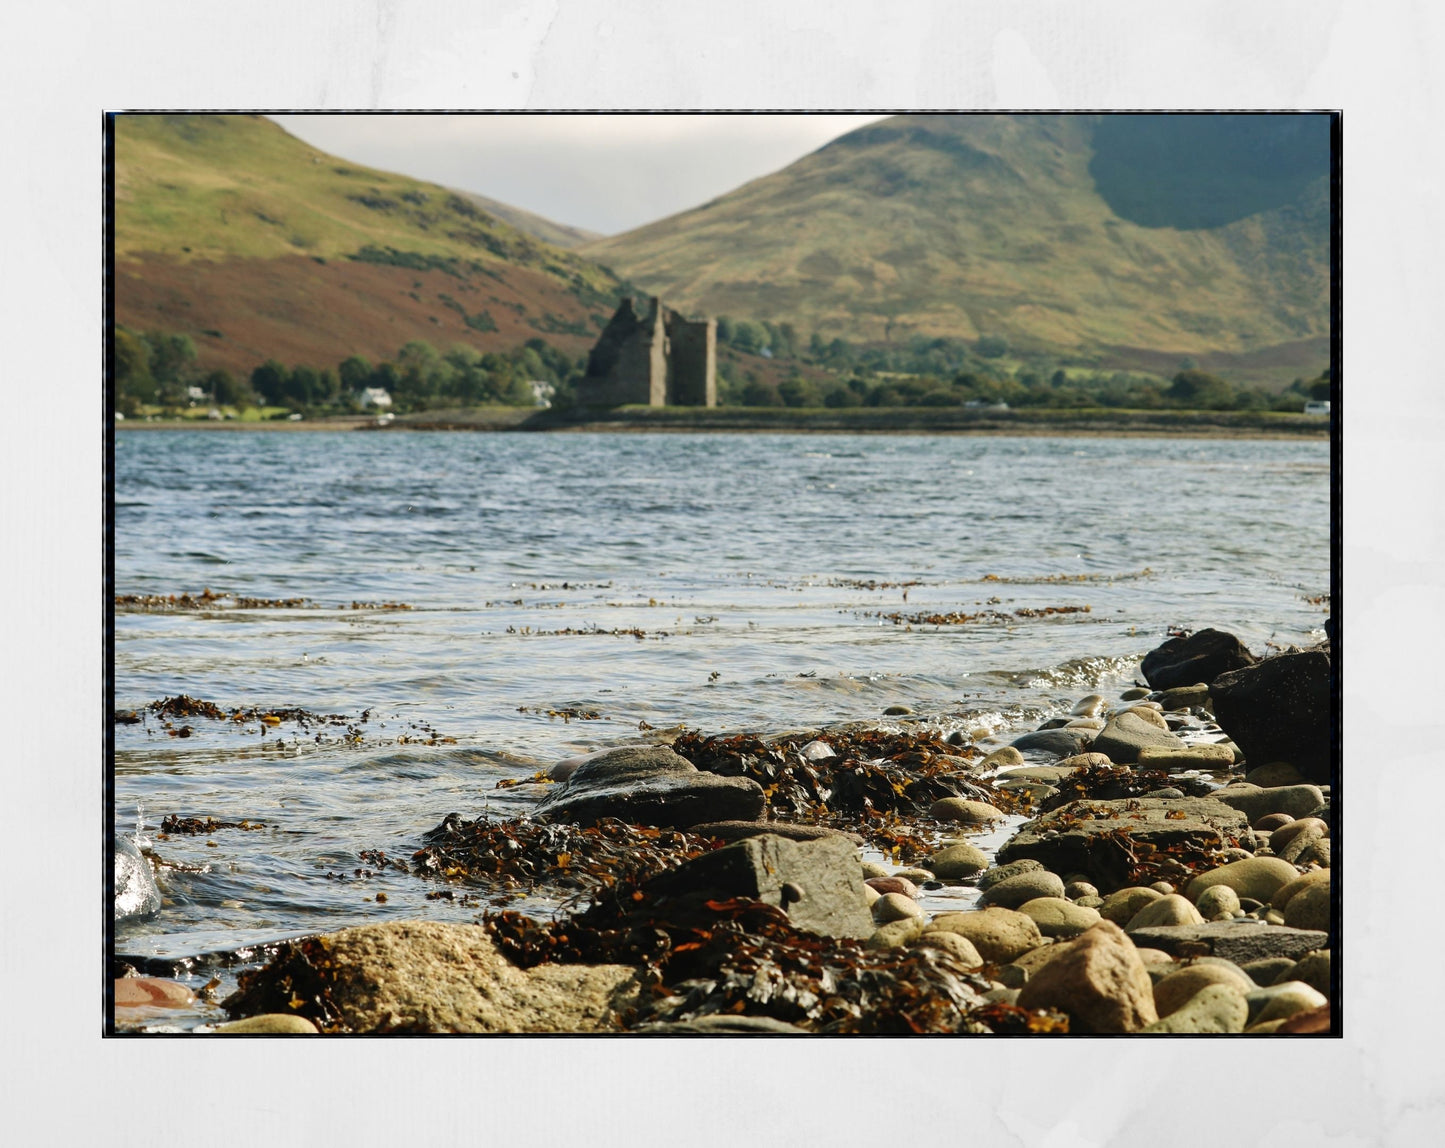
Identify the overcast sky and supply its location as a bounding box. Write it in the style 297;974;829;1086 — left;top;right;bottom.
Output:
270;113;887;237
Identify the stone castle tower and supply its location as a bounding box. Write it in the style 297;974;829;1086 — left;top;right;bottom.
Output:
577;296;716;407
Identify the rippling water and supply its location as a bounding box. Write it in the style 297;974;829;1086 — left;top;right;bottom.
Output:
111;430;1330;998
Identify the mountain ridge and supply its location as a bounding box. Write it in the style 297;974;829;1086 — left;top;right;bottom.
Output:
582;113;1331;381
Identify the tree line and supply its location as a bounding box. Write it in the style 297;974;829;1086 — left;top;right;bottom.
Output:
113;328;585;417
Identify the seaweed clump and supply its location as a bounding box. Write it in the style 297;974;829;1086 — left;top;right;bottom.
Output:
408;814;725;902
484;883;1066;1034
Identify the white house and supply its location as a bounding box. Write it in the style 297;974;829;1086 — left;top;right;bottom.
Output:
1303;400;1331;416
357;387;393;409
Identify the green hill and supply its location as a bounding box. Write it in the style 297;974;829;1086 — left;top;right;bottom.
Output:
113;114;622;375
582;114;1331;386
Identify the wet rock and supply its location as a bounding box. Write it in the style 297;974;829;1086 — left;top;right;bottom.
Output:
863;884;881;906
1246;762;1308;788
893;867;935;883
995;797;1249;892
114;837;162;921
1184;856;1300;904
1012;728;1095;757
995;779;1059;802
1140;984;1248;1033
1065;718;1104;732
1090;711;1185;764
115;976;196;1010
1141;628;1256;691
1135;744;1235;771
928;797;1006;825
644;833;874;939
1212;782;1327;823
536;745;765;829
925;841;988;879
1124;705;1169;728
1057;752;1115;771
1126;921;1328;964
976;858;1047;891
1015;921;1157;1033
979;870;1066;909
1125;894;1204;931
223;921;640;1033
883;705;914;716
865;876;920;900
1071;694;1106;717
860;861;893;880
800;739;836;762
1018;897;1101;938
925;907;1043;963
872;892;924;924
1152;963;1254;1016
212;1014;319;1034
979;746;1025;770
1211;649;1334;784
1155;683;1212;712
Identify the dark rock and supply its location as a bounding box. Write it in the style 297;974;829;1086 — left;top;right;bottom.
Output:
114;837;161;921
1012;728;1095;757
1210;649;1335;783
1090;711;1186;764
995;797;1249;893
642;833;874;939
689;820;863;845
1141;628;1256;691
1126;921;1329;964
537;745;765;829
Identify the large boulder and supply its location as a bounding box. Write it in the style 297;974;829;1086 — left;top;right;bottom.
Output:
1012;728;1095;757
536;745;765;829
1209;649;1334;783
994;797;1249;893
1141;628;1256;691
222;921;640;1033
1090;711;1186;765
642;833;874;939
114;837;161;921
1015;920;1157;1033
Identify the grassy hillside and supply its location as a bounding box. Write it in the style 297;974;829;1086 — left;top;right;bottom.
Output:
448;189;602;249
583;114;1331;384
113;114;622;374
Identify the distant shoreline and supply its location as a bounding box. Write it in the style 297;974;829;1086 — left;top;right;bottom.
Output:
116;406;1331;439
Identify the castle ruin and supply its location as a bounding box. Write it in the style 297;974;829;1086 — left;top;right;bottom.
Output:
577;296;716;407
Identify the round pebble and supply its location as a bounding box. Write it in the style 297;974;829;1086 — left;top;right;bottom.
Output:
883;705;914;716
1071;694;1106;717
866;876;920;900
1254;813;1295;833
978;870;1066;910
1195;885;1241;921
1017;896;1101;938
1120;687;1151;701
928;797;1006;825
1149;881;1175;895
212;1014;319;1034
893;867;935;884
925;842;988;878
115;977;196;1010
979;746;1025;770
873;892;924;924
976;858;1046;892
1064;881;1099;900
910;931;984;967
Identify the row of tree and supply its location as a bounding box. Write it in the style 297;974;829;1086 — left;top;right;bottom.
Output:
716;365;1332;412
114;328;586;417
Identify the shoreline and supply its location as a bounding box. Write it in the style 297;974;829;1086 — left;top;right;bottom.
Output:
117;406;1331;439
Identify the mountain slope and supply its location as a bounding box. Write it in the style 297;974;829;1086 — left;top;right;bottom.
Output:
448;189;602;249
113;114;622;375
582;114;1330;375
